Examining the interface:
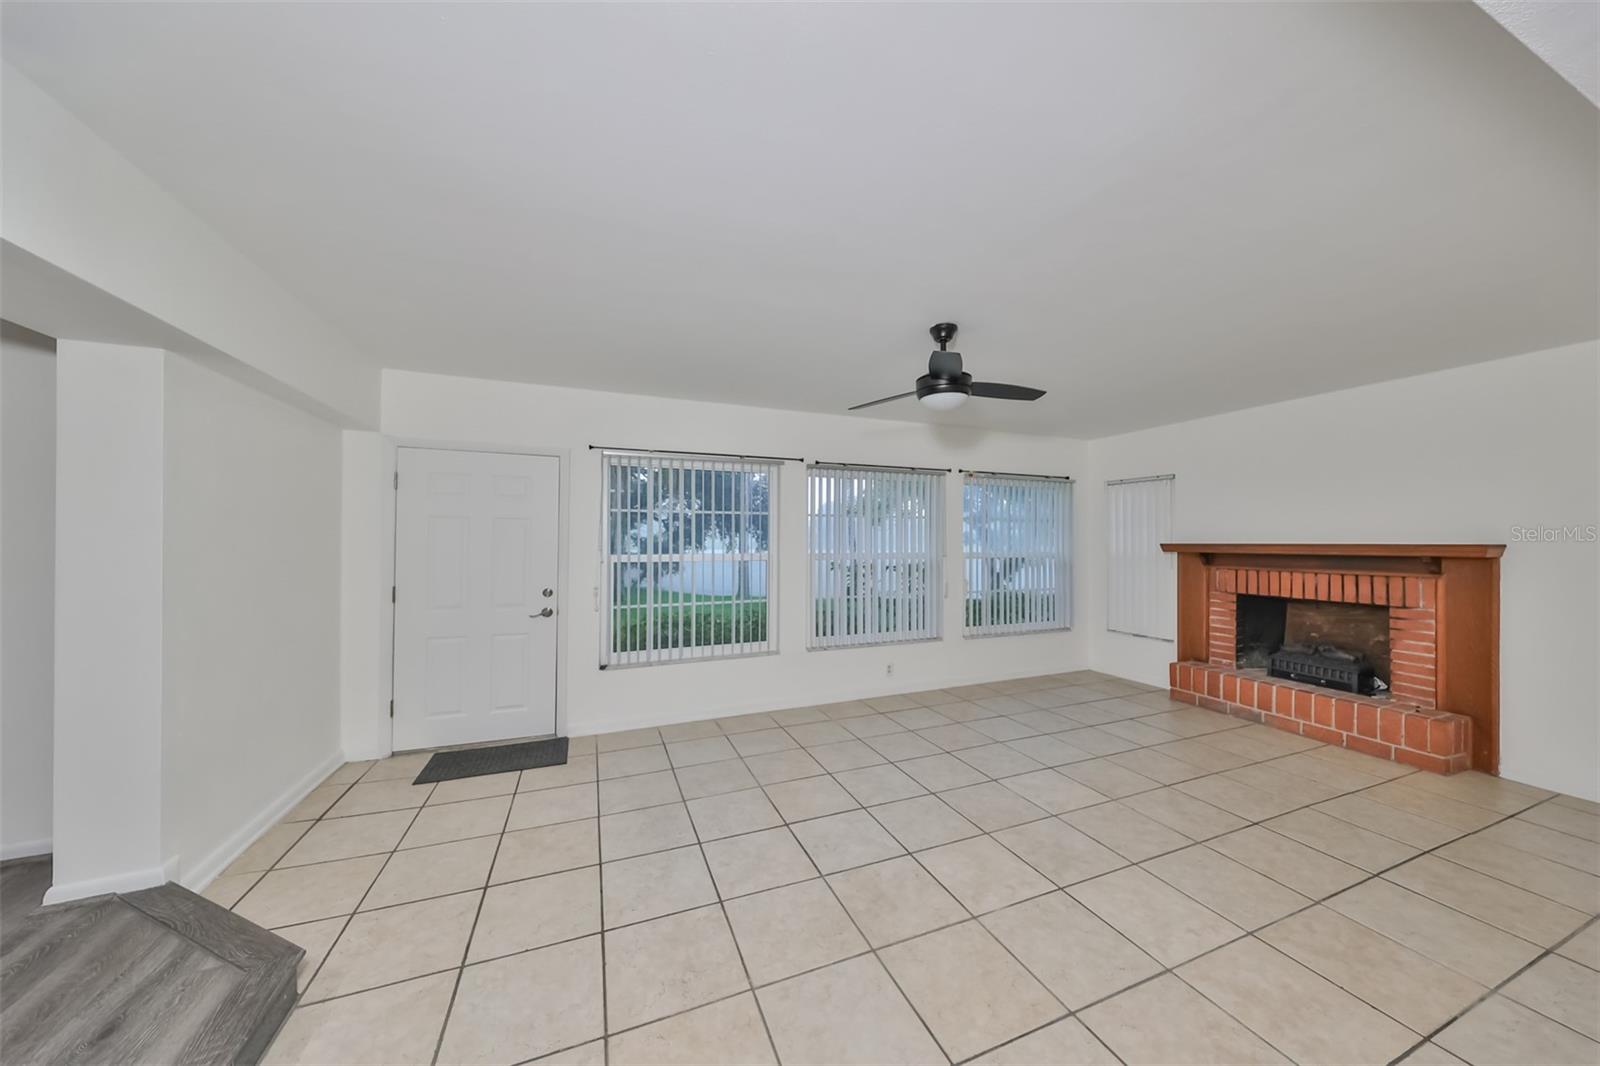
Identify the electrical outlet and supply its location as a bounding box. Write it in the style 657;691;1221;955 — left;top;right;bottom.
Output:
886;663;895;677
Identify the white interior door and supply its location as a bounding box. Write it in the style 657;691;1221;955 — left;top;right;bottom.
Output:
393;447;560;750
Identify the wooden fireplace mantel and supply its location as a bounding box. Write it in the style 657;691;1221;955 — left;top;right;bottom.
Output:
1162;542;1504;773
1161;543;1505;559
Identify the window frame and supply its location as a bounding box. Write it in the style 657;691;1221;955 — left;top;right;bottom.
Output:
961;473;1073;637
1105;474;1176;641
806;464;945;650
599;450;778;668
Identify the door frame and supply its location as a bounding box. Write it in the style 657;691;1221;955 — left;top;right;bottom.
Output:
383;438;572;752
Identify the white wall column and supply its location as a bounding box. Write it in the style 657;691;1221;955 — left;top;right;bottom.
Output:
48;341;170;902
1;322;57;860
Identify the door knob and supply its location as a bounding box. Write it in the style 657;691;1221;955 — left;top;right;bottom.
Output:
532;607;555;618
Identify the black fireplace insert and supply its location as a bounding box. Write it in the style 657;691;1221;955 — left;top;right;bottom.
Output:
1268;644;1374;694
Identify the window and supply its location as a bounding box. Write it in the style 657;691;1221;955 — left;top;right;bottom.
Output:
807;465;943;648
962;474;1072;635
1106;475;1175;640
600;451;776;666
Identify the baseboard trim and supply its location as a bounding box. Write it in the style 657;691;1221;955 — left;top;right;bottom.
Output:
43;855;180;905
570;656;1102;737
341;740;392;763
1;837;53;862
179;750;345;893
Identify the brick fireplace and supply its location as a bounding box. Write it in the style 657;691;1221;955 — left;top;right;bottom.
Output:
1162;544;1503;774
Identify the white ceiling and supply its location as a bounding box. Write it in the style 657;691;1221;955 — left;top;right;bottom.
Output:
1478;0;1599;105
3;2;1595;437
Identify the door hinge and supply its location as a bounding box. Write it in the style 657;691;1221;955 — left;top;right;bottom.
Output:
389;699;394;718
394;471;399;490
391;585;396;603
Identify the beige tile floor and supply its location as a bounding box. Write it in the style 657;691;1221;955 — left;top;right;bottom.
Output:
207;671;1600;1066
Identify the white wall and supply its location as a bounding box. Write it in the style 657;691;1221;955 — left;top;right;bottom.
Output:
340;430;389;760
367;370;1089;746
2;64;377;892
1;63;378;426
1;322;56;859
1083;341;1600;800
162;354;344;886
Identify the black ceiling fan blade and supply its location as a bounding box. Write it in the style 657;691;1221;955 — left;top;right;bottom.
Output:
848;390;917;411
970;381;1046;401
928;349;963;378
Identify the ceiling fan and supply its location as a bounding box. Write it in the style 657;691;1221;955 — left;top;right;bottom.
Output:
849;323;1046;412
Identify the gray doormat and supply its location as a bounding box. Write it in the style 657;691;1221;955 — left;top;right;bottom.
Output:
414;737;569;783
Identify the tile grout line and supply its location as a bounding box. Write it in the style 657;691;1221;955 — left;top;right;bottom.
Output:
270;762;608;1051
306;711;1522;916
783;712;1586;1062
1381;850;1600;1059
888;832;1071;1064
813;876;966;1066
831;682;1177;1063
276;704;1570;922
262;771;1588;1025
1391;910;1600;1063
242;685;1087;1050
639;713;1086;1062
596;805;609;1066
743;722;1025;1066
711;700;1236;1064
427;765;522;1066
258;774;438;1059
520;730;1415;1056
1077;790;1588;1066
226;772;371;973
663;755;783;1066
257;680;1595;1064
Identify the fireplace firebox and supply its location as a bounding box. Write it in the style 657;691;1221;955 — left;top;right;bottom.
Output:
1236;594;1390;695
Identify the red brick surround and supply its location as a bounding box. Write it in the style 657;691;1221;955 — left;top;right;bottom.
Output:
1169;661;1471;774
1162;543;1504;774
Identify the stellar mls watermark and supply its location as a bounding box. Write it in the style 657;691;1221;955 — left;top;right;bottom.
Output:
1509;524;1598;543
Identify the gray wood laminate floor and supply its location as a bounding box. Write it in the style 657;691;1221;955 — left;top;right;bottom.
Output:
0;856;52;938
0;857;303;1065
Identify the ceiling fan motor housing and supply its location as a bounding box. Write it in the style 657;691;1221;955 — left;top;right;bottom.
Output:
916;371;973;399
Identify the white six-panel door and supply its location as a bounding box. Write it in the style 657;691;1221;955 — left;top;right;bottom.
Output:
393;448;560;750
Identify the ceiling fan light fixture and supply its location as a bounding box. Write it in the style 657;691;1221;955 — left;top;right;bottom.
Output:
919;390;969;411
846;322;1045;412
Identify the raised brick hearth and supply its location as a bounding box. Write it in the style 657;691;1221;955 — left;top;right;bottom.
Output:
1162;543;1504;774
1169;660;1471;773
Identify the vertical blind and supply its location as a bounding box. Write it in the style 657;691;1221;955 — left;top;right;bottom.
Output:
807;466;943;649
962;474;1072;635
1106;475;1175;640
600;451;778;666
